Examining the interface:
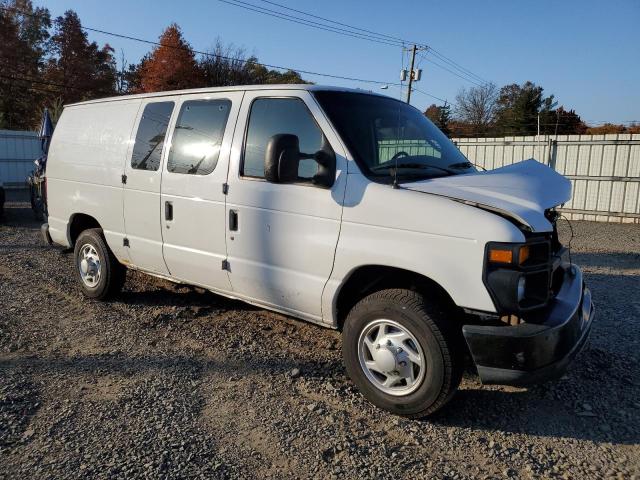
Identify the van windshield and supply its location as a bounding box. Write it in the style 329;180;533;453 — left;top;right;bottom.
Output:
313;91;474;182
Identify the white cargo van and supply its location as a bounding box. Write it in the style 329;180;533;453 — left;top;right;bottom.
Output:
43;85;593;417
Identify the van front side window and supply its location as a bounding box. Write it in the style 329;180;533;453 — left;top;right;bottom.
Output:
131;102;175;171
167;99;231;175
243;97;323;179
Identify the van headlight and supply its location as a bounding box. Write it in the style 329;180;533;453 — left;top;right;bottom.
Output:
483;241;552;314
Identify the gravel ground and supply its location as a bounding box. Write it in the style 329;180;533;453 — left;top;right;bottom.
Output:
1;193;639;479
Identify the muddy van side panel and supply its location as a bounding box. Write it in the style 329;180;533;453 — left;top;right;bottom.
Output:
46;100;142;261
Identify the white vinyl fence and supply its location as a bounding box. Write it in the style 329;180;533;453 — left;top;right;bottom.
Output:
453;134;640;223
0;130;41;188
2;128;638;223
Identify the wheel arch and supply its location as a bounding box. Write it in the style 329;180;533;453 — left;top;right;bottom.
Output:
68;213;102;246
333;265;459;329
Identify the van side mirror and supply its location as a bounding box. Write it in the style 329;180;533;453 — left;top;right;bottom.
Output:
264;134;300;184
312;137;336;189
264;134;336;188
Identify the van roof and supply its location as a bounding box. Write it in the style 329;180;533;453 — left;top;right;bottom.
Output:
67;84;388;107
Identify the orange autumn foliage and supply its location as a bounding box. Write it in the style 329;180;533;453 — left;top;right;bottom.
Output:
138;24;204;93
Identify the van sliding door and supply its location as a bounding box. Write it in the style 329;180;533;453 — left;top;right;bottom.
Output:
159;92;242;291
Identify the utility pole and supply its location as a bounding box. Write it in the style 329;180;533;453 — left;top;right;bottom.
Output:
406;45;417;104
403;45;427;104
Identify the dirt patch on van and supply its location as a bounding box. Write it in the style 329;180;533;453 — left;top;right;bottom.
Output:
1;198;639;479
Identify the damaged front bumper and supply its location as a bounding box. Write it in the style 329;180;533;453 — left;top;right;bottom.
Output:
462;263;594;386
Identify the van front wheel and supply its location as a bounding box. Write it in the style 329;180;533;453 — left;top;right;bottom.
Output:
74;228;125;300
342;289;462;418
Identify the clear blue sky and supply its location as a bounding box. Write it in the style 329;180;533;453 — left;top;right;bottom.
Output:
40;0;639;124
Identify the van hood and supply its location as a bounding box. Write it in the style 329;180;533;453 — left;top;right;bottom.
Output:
401;159;571;232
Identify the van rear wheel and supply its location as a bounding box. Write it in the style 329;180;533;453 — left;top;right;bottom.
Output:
74;228;125;300
342;288;462;418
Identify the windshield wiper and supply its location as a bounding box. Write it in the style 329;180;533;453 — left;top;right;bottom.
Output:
448;162;473;169
449;161;486;171
371;162;455;175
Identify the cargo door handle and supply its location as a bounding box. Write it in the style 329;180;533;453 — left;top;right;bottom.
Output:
229;210;238;231
165;201;173;221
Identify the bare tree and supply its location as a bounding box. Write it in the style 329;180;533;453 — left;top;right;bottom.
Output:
454;83;498;135
115;49;128;94
200;39;254;87
199;38;308;86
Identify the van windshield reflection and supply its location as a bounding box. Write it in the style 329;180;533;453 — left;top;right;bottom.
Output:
312;91;474;182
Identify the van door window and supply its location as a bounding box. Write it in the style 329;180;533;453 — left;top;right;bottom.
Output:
167;99;232;175
131;102;175;171
242;98;322;180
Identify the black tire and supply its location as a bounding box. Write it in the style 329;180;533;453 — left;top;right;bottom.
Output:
342;288;462;418
33;197;44;221
29;182;37;209
74;228;125;300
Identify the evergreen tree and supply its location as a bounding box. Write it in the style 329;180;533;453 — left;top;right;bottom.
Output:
44;10;117;104
0;0;51;129
552;107;587;135
494;81;555;136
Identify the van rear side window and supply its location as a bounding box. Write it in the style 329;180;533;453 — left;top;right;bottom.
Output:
131;102;175;171
167;99;231;175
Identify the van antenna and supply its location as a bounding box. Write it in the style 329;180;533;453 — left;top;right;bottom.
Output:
392;105;402;189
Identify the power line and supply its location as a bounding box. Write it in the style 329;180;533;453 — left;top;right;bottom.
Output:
0;68;446;114
1;5;413;89
217;0;490;86
4;1;495;96
7;72;623;128
0;75;95;99
0;80;59;97
3;79;629;138
3;68;453;113
0;73;113;96
255;0;413;45
427;48;489;85
583;119;640;125
411;87;448;104
254;0;490;85
418;52;485;88
215;0;404;47
1;4;477;108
